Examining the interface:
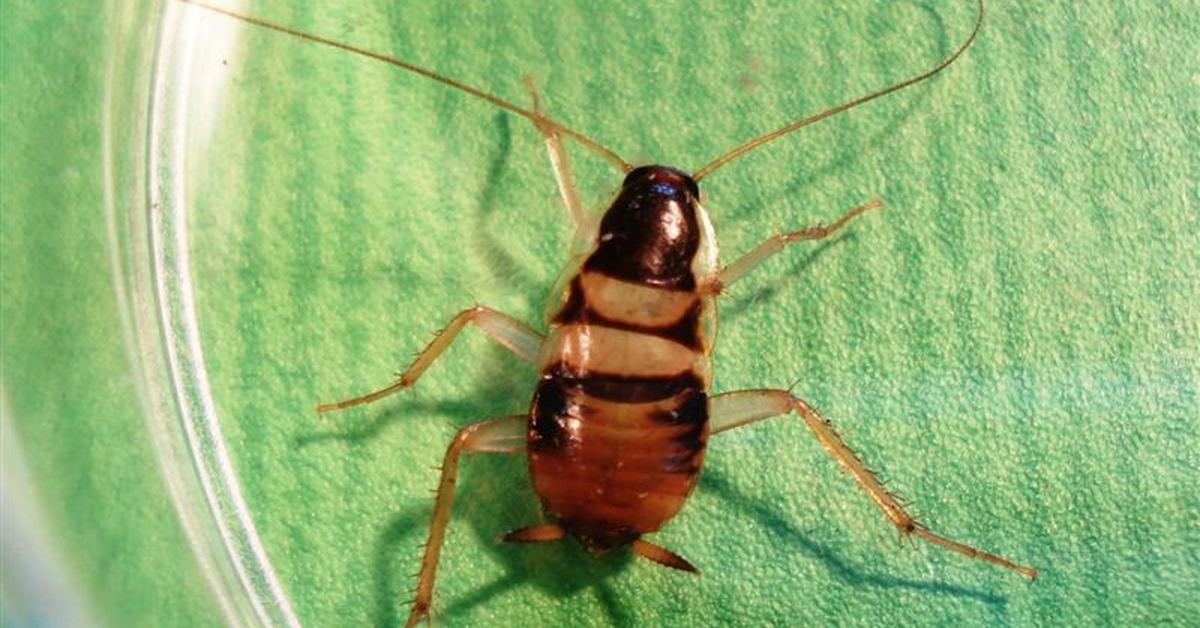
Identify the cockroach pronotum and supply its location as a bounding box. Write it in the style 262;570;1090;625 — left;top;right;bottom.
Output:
180;1;1035;624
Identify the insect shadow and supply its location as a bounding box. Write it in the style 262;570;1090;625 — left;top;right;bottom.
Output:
700;468;1009;613
444;454;637;627
471;112;542;294
362;434;637;628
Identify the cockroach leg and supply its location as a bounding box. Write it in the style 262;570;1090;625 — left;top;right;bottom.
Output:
523;76;588;232
707;198;884;294
407;414;527;628
500;523;566;544
708;389;1037;579
317;306;543;413
630;538;699;574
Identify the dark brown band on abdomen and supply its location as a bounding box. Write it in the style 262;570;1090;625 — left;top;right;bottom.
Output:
542;362;702;403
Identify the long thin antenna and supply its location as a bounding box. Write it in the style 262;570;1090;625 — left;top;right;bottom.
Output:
176;0;633;173
692;0;984;182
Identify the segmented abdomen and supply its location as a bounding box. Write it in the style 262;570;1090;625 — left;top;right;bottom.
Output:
528;270;711;549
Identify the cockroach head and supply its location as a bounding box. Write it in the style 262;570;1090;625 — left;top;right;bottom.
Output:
586;164;703;289
622;165;699;200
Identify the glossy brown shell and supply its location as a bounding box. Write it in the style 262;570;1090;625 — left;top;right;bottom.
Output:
527;166;713;552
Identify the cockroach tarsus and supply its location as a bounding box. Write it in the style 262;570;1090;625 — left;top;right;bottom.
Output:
180;1;1036;625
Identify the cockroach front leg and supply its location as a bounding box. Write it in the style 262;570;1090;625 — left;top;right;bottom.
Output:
317;306;542;413
709;389;1037;579
524;76;590;234
407;414;527;627
707;198;884;294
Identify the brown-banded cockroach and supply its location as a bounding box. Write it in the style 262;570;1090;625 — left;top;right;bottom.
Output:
179;1;1035;625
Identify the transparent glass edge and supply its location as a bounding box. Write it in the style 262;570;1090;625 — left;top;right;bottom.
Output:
104;0;300;626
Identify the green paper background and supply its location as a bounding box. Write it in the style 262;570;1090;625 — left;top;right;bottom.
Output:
3;1;1198;626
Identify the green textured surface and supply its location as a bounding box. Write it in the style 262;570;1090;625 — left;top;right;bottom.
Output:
4;1;1198;627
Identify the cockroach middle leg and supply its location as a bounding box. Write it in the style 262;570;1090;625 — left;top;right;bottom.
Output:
708;197;884;294
708;390;1038;579
317;306;542;413
407;414;527;628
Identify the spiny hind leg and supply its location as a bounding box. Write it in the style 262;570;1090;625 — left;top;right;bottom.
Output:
706;198;884;294
407;414;527;628
709;389;1037;579
523;76;588;232
317;306;542;413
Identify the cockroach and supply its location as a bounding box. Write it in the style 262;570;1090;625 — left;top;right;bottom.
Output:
181;1;1035;625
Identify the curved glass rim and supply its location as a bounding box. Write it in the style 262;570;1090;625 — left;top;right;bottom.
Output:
104;2;300;626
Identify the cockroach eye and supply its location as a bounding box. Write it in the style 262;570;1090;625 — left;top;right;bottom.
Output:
650;182;678;196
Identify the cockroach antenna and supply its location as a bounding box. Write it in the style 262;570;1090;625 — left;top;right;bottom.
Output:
175;0;634;173
692;0;985;181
